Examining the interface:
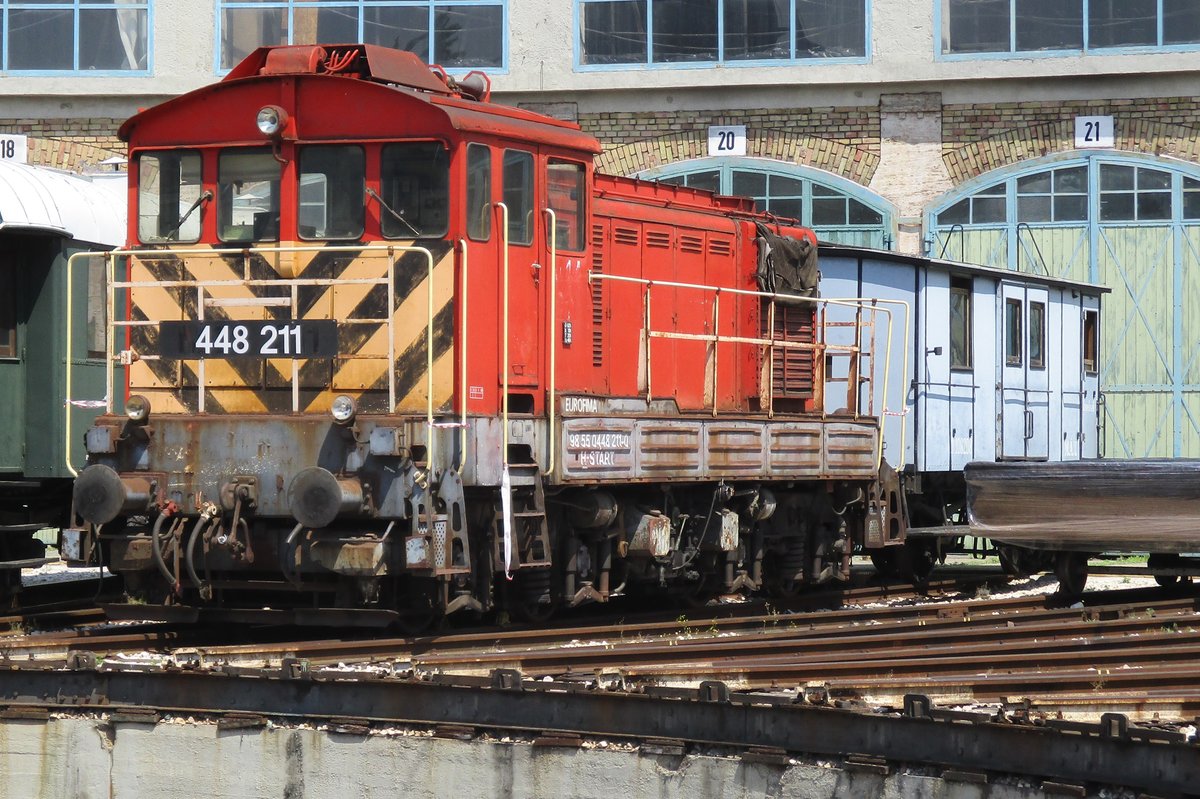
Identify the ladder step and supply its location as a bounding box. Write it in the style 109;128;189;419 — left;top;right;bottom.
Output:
512;511;546;519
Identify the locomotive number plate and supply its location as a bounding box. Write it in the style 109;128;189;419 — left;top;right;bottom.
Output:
158;320;338;359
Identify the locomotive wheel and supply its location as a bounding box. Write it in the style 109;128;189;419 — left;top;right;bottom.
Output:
1054;552;1089;595
868;548;899;577
508;569;558;623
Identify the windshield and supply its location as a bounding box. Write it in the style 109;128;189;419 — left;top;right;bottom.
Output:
137;150;203;243
218;148;281;243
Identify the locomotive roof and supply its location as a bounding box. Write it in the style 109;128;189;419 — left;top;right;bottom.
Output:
119;44;601;155
819;242;1110;295
0;161;125;247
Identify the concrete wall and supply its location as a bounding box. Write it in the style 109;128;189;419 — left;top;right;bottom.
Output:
0;714;1097;799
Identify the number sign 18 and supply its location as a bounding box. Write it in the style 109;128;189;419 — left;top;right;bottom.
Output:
0;134;28;163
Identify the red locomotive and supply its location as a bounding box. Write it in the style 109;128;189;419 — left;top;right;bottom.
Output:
69;44;905;625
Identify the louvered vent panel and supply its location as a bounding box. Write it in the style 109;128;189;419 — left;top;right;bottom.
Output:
591;223;605;367
680;235;703;254
709;238;733;257
614;226;639;246
647;230;671;249
765;304;816;399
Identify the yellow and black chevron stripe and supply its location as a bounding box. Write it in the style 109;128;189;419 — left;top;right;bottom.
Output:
127;240;456;416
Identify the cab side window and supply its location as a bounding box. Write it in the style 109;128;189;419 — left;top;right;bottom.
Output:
949;276;972;370
466;143;491;241
547;160;585;252
503;149;534;246
1005;297;1022;366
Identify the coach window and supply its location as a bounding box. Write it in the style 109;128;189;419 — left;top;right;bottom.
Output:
1029;301;1045;369
299;146;365;240
547;161;585;252
137;151;203;243
949;276;972;370
1083;309;1099;374
466;144;492;241
218;149;282;243
380;143;449;239
0;268;14;358
503;150;534;246
1005;297;1022;366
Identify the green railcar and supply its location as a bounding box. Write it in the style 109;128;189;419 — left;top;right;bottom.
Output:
0;162;124;593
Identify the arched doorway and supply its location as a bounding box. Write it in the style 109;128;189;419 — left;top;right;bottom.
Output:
928;152;1200;457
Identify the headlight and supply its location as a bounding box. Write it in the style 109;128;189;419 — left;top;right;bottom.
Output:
125;395;151;423
330;394;356;424
256;105;287;137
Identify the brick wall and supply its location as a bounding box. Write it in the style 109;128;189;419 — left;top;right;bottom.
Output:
0;118;126;171
581;106;880;184
942;98;1200;183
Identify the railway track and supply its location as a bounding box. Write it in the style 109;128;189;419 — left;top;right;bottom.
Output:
6;575;1198;725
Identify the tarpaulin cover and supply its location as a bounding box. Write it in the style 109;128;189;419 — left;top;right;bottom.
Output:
754;222;819;298
965;459;1200;553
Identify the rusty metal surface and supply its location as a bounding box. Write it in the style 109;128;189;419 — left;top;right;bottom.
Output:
559;416;879;483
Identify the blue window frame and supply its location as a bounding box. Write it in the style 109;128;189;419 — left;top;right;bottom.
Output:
639;157;893;247
2;1;150;74
576;0;869;68
939;0;1200;57
216;0;506;72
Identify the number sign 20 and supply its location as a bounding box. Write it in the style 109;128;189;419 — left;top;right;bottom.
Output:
707;125;747;157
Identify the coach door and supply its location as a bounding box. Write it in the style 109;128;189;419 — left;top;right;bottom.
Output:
500;148;542;399
999;282;1050;460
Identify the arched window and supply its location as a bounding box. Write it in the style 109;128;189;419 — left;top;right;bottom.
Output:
927;153;1200;458
639;157;894;249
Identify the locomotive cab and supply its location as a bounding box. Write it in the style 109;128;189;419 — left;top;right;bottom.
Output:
71;44;903;626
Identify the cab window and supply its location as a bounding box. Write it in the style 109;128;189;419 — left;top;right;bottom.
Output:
503;149;534;246
547;160;585;252
137;150;203;243
299;145;365;240
380;143;449;239
1005;298;1022;366
218;148;281;243
466;143;491;242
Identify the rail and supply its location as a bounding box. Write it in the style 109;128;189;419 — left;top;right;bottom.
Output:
64;244;437;477
589;272;909;468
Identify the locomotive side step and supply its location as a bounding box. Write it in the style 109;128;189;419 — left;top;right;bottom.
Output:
100;603;400;628
495;466;553;569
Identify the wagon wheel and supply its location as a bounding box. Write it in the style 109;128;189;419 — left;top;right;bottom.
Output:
1148;553;1187;588
1054;552;1089;596
997;545;1031;578
896;539;937;588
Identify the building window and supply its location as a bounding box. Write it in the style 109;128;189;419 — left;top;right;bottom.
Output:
1099;164;1171;222
1005;297;1022;366
1016;166;1087;223
1082;308;1098;374
1028;300;1045;368
578;0;866;66
949;276;972;370
652;164;887;242
937;182;1004;226
218;1;504;71
4;0;148;73
941;0;1200;55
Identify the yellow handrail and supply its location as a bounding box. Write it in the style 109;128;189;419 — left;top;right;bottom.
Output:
542;208;557;476
496;203;509;468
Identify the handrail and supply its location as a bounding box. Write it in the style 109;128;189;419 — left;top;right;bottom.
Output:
496;203;510;468
458;239;468;472
589;270;911;470
543;208;557;476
